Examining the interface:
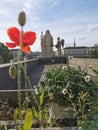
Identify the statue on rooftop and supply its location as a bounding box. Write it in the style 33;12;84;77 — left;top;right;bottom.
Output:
55;37;65;56
41;30;54;57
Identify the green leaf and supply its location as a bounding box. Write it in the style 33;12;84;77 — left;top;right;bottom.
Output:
39;111;43;121
4;125;7;130
13;108;19;123
33;107;39;119
23;109;33;130
40;91;44;106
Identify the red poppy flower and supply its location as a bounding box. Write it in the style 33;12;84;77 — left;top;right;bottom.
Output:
6;27;36;53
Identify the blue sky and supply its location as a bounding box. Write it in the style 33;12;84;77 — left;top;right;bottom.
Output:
0;0;98;52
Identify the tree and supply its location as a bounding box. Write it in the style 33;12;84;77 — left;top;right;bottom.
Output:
0;42;13;63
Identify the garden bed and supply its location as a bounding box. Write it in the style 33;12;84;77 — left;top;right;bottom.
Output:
0;65;98;130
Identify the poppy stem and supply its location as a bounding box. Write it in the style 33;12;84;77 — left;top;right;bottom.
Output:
17;26;23;128
24;53;28;109
20;26;23;49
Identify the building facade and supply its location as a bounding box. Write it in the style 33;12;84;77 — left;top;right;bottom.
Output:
10;49;19;61
64;46;90;58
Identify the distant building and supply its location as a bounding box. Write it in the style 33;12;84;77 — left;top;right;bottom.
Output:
27;52;42;59
10;49;42;61
63;38;90;58
64;46;90;58
10;49;19;61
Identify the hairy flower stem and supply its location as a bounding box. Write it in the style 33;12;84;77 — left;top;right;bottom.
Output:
17;26;23;128
24;53;28;109
20;64;39;106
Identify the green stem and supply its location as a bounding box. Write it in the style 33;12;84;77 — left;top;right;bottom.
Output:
24;53;28;109
20;64;39;107
17;51;21;112
17;26;23;129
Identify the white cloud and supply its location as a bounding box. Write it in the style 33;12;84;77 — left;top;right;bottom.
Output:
86;24;98;32
79;36;87;41
0;10;10;17
23;0;36;13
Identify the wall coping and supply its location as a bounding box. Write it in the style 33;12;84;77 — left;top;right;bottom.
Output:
0;58;39;68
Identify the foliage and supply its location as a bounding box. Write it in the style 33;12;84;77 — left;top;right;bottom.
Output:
0;42;13;63
23;109;33;130
0;64;98;130
81;68;98;130
39;65;98;128
11;90;49;130
40;66;93;106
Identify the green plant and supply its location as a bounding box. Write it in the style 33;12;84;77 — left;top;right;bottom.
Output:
81;68;98;130
0;42;13;63
83;113;98;130
39;65;98;128
40;66;92;106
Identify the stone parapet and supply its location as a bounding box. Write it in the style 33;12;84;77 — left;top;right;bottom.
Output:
69;58;98;70
69;58;98;79
39;56;66;64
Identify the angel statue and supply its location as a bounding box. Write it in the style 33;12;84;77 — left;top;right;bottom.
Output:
55;37;65;56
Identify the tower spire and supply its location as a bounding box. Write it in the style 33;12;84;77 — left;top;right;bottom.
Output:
74;37;76;48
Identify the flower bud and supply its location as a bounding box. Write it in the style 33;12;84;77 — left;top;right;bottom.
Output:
18;11;26;26
9;65;17;79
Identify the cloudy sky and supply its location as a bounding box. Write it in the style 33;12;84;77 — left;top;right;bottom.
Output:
0;0;98;52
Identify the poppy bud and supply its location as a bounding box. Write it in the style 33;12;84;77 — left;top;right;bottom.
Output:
9;65;17;79
18;11;26;26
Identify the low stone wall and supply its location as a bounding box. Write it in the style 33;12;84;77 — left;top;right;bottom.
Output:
39;56;66;64
69;58;98;69
69;58;98;76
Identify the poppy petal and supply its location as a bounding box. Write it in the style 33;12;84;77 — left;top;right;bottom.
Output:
22;32;36;45
7;27;20;45
22;46;32;53
6;42;17;48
